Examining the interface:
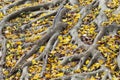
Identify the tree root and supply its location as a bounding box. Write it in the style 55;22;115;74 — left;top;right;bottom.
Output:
0;35;7;80
8;7;68;77
52;66;104;80
0;0;27;15
40;33;59;77
20;10;57;31
0;0;120;79
20;66;29;80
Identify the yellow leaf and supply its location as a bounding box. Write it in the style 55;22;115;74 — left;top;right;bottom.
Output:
112;75;118;80
51;50;56;54
33;73;40;79
0;6;2;8
0;12;4;18
58;35;63;41
28;74;32;76
62;19;67;22
76;13;81;18
90;76;96;80
90;66;95;70
74;69;81;73
111;65;116;70
39;46;45;52
82;66;87;71
18;45;22;50
32;60;37;65
72;45;77;49
45;73;51;78
16;41;22;45
101;22;109;26
56;72;64;77
73;5;79;8
61;51;66;54
16;72;21;77
3;69;9;75
94;63;100;68
98;59;104;64
67;22;72;26
65;4;72;9
6;44;10;48
85;60;90;64
118;31;120;34
52;64;57;69
63;37;70;44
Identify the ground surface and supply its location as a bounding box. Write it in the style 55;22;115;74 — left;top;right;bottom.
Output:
0;0;120;80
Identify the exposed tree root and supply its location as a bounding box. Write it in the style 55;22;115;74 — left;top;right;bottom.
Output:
20;10;57;31
53;66;105;80
0;0;120;79
20;66;29;80
0;35;7;80
0;0;27;14
40;33;59;77
8;6;68;77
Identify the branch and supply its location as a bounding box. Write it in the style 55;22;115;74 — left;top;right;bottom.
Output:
0;0;27;14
